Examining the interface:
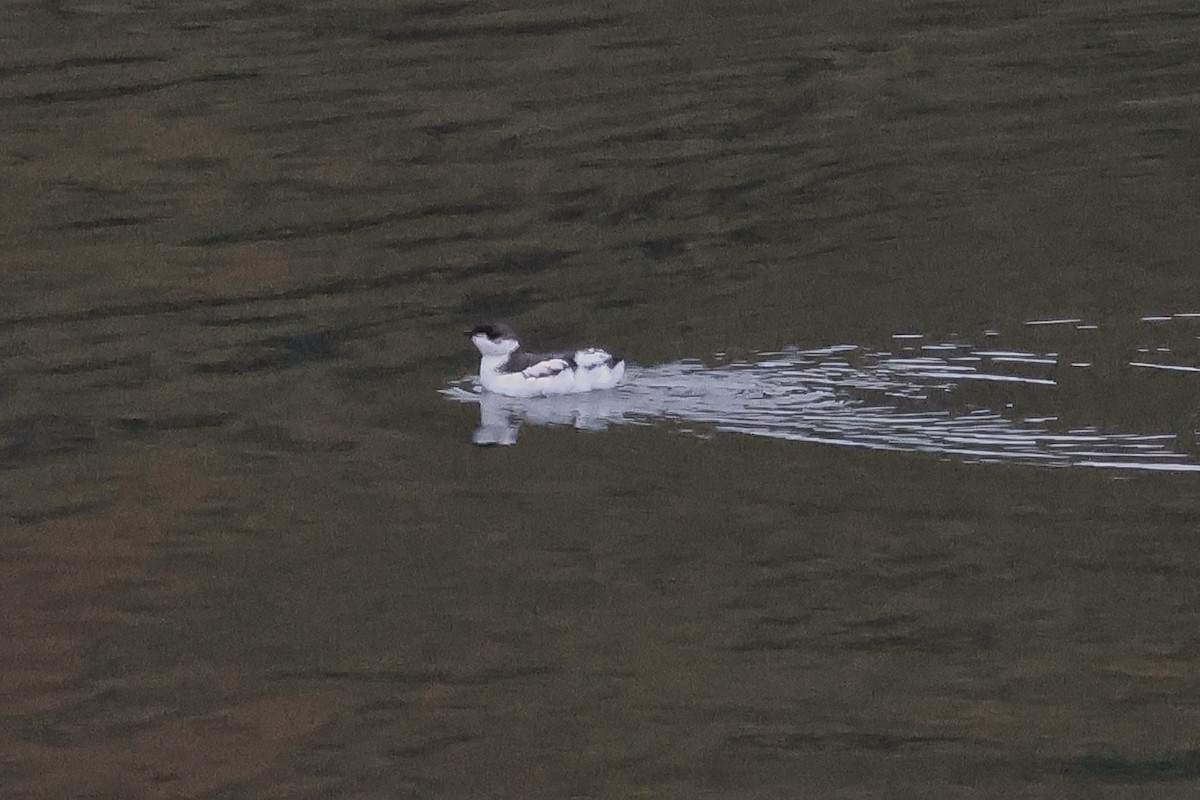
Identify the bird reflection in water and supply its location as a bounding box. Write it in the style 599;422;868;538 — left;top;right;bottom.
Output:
456;387;637;446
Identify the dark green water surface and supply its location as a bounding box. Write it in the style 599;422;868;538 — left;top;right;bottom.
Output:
3;1;1200;797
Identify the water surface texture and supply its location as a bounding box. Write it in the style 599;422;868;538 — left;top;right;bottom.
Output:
4;1;1200;798
447;317;1200;470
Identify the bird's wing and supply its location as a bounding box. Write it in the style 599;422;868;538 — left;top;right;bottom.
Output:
574;347;616;368
521;357;572;379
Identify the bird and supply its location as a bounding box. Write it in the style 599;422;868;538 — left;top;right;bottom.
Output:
466;323;626;397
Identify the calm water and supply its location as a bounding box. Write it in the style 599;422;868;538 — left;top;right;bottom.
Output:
4;1;1200;797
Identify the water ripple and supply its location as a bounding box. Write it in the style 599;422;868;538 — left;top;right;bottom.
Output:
443;343;1200;472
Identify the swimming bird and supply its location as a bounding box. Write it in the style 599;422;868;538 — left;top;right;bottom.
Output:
466;323;626;397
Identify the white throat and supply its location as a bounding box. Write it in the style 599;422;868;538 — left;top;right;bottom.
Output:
479;354;509;374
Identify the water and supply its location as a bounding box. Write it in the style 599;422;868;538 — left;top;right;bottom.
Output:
4;1;1200;797
445;326;1200;470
